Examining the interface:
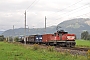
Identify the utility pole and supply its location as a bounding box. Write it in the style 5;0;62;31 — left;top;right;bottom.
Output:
13;25;14;42
24;10;26;45
26;25;29;36
45;16;46;33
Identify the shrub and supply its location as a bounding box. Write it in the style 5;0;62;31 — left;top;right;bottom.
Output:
14;37;19;42
0;35;4;41
33;44;39;50
47;46;55;52
87;50;90;60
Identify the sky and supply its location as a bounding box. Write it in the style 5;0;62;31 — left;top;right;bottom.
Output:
0;0;90;31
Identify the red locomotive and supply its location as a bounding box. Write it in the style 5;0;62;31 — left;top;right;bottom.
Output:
42;30;76;47
23;30;76;47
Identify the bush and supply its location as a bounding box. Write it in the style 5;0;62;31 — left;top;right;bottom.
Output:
47;46;55;52
0;35;4;41
33;44;39;50
87;50;90;60
14;37;19;42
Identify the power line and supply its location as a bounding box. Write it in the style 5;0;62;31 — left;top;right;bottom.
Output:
74;12;90;18
47;0;84;16
60;3;89;15
26;0;37;10
57;12;90;23
55;4;89;20
27;0;39;12
51;11;90;31
66;12;90;21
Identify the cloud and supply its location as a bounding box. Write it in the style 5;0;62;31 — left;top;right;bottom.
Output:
0;0;90;31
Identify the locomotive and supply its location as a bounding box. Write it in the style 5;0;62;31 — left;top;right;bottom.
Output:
22;30;76;47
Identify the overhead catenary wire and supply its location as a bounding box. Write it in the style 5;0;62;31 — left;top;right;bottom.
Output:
50;12;90;31
57;3;89;16
49;3;90;27
61;12;90;21
27;0;39;12
47;0;84;16
71;12;90;18
55;3;90;20
26;0;37;10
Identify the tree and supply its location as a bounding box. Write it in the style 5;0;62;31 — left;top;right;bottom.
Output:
14;37;19;42
86;35;90;40
81;31;89;40
0;35;4;41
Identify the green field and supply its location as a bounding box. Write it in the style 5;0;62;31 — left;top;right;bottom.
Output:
76;40;90;47
0;42;89;60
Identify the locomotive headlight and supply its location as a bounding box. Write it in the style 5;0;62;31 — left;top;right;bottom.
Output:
36;37;38;39
39;37;42;39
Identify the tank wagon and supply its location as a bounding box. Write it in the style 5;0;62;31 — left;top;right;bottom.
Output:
22;30;76;47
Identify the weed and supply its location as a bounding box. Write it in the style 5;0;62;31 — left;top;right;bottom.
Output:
64;50;70;56
87;50;90;60
47;46;55;52
33;44;40;50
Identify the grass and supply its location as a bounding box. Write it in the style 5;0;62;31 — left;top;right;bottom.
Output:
76;40;90;47
0;42;88;60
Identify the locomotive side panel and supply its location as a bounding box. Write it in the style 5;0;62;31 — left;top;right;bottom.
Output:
35;35;42;42
61;34;67;40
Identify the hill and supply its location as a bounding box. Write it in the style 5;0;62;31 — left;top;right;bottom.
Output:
57;18;90;38
2;26;57;37
0;31;4;35
2;18;90;38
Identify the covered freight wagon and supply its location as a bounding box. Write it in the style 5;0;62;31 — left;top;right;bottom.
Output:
26;35;35;43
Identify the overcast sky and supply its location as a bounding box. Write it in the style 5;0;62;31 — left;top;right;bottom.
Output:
0;0;90;31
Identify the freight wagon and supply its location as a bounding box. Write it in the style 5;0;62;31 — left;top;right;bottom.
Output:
26;35;42;44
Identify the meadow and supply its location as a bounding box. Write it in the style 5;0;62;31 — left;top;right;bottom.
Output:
76;40;90;47
0;42;89;60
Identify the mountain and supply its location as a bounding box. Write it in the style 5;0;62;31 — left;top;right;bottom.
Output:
2;18;90;39
57;18;90;38
2;26;57;37
0;31;4;35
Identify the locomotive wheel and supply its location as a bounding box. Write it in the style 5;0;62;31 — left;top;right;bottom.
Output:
46;43;50;46
70;42;75;47
66;43;71;47
66;44;70;47
70;44;75;47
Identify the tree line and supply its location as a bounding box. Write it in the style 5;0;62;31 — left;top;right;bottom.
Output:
81;31;90;40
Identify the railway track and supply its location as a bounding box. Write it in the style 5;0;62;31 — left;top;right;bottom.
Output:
58;47;90;51
28;43;90;52
55;46;90;56
40;44;90;56
15;42;90;56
